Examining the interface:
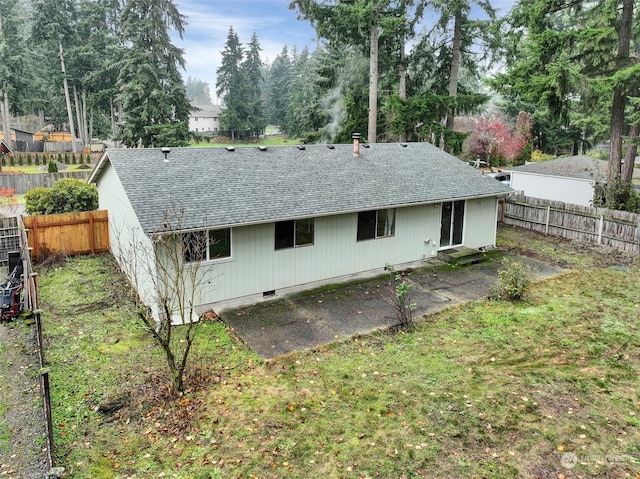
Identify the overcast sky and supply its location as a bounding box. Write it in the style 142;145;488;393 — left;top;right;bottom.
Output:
175;0;515;101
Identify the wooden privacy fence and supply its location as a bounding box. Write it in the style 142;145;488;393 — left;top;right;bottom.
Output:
503;194;640;254
0;171;92;195
23;210;110;261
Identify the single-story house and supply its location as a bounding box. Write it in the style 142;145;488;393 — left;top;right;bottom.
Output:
89;140;512;321
505;155;640;207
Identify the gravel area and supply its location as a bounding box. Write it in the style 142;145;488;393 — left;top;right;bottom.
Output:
0;321;48;479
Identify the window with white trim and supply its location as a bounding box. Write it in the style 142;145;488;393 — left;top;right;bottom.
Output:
182;228;231;262
357;208;395;241
275;218;314;250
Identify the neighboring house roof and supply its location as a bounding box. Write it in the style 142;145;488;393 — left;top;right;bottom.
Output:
189;105;222;117
12;128;35;135
507;155;608;181
0;140;12;153
89;142;512;234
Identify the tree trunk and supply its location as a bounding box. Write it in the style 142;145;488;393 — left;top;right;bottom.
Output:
59;42;79;153
75;86;90;151
73;84;85;149
398;10;407;143
89;106;94;144
444;8;462;153
606;0;633;202
622;123;639;184
0;87;11;151
110;99;116;138
367;24;379;144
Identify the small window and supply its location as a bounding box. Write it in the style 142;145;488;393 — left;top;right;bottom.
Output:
209;228;231;260
183;228;231;262
357;209;395;241
183;230;207;262
275;218;314;250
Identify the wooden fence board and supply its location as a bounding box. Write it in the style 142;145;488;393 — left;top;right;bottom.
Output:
0;172;92;195
23;210;109;261
503;194;640;254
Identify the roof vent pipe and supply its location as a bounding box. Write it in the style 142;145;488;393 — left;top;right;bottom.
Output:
352;132;362;157
160;147;170;162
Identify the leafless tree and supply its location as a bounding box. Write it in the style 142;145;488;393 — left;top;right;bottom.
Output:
112;207;212;395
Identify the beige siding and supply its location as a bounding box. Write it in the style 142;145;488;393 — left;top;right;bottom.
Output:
464;198;499;249
99;161;501;315
197;204;445;309
97;165;161;319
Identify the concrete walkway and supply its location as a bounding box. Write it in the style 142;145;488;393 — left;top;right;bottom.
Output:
223;253;566;360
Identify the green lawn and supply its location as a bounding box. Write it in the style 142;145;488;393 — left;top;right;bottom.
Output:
188;135;300;148
37;227;639;478
2;164;93;175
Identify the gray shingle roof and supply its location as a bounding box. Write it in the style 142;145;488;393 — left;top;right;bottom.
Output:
507;155;607;180
91;142;512;234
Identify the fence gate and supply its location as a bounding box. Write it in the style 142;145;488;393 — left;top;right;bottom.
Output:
0;217;21;271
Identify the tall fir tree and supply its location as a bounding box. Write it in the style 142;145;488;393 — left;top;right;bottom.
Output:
31;0;81;151
116;0;190;147
242;32;267;137
290;0;406;143
216;27;249;140
185;76;214;106
0;0;30;149
266;46;292;129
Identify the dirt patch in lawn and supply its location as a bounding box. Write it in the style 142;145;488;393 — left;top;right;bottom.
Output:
497;224;638;269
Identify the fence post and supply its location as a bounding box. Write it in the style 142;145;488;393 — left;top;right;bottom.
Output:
545;205;551;235
39;367;54;470
597;214;604;245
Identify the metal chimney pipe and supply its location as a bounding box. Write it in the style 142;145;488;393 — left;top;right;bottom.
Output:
352;132;362;157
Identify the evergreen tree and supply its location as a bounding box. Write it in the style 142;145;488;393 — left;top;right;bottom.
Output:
185;76;214;106
70;0;127;144
290;0;407;143
0;0;30;150
266;46;292;129
116;0;190;147
243;32;267;137
285;46;323;138
31;0;81;152
426;0;499;151
216;27;249;141
494;0;640;206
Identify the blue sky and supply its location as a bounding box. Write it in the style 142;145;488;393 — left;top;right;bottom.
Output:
176;0;317;99
175;0;515;101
